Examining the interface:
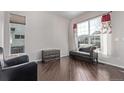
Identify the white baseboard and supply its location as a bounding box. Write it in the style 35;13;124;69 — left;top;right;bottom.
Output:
31;59;42;63
33;56;67;63
99;59;124;69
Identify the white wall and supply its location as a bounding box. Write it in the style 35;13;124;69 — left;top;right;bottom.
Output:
99;12;124;68
4;12;70;61
0;12;4;47
69;11;124;68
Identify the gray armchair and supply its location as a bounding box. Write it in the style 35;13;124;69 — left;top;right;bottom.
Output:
0;47;37;81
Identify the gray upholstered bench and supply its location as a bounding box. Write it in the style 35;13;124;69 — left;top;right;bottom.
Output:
69;46;98;63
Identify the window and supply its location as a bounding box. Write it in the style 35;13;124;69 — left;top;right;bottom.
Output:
77;16;102;48
9;14;26;54
77;13;112;56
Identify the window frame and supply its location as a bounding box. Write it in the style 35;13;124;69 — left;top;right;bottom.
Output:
77;16;102;48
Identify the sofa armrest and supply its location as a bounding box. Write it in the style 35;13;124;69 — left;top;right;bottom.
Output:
90;46;96;57
1;62;37;81
4;55;29;67
2;62;36;70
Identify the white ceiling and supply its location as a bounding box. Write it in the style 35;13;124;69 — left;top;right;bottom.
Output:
51;11;85;19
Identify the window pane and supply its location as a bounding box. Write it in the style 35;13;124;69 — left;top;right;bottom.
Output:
78;35;89;44
77;21;89;46
90;35;101;48
77;17;102;48
89;17;101;35
89;17;101;48
77;21;88;36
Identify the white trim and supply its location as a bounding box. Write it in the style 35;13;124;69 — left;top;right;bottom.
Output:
99;59;124;69
32;59;42;63
34;56;68;63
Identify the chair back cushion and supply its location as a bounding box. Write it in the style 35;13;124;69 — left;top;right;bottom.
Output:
79;46;91;53
5;55;29;67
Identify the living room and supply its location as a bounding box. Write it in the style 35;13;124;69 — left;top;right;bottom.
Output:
0;11;124;81
1;0;124;93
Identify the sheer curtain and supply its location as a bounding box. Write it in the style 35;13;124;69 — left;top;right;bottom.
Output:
73;24;78;51
101;13;112;57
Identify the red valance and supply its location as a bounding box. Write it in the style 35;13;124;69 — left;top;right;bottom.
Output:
102;13;111;22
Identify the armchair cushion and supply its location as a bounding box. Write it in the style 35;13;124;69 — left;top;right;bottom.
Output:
0;55;37;81
1;62;37;81
4;55;29;67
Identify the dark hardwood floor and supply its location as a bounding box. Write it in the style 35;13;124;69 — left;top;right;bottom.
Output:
38;56;124;81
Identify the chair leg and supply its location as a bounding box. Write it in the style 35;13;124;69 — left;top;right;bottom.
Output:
96;58;98;64
92;58;94;64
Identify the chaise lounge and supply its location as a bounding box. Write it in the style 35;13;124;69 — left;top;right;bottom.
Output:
69;45;98;63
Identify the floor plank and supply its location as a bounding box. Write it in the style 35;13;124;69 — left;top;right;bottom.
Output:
38;56;124;81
